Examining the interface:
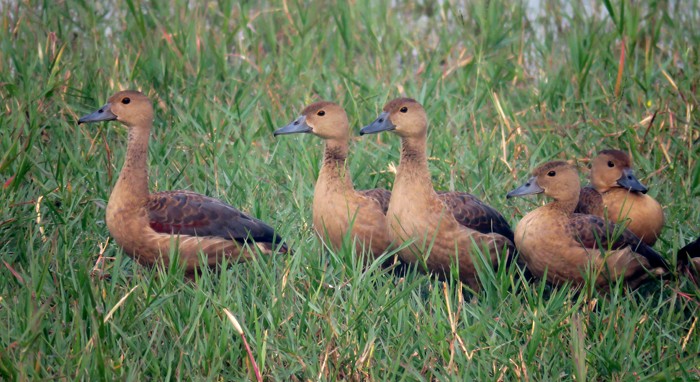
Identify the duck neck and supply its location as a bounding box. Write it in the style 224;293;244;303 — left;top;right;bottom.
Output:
318;139;352;189
112;126;151;206
395;136;432;189
547;197;578;215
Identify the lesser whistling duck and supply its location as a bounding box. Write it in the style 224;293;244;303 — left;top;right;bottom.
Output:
78;90;287;271
507;161;669;289
273;101;393;260
360;98;515;290
576;150;664;245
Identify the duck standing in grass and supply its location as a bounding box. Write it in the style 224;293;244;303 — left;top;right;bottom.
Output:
575;150;664;245
78;90;287;272
507;161;669;289
274;101;395;262
360;98;515;290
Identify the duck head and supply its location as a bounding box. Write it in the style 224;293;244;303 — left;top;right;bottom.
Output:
78;90;154;128
274;101;349;141
507;161;581;202
360;98;427;138
590;150;647;194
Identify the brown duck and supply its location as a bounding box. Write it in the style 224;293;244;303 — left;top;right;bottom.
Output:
273;101;393;259
78;90;287;271
360;98;515;290
507;161;669;289
576;150;664;245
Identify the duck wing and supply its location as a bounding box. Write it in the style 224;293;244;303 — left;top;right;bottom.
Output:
438;192;515;243
575;186;603;215
147;191;285;247
359;188;391;214
568;213;668;270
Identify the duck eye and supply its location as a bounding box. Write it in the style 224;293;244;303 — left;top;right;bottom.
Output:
122;97;131;105
607;161;614;168
547;171;556;177
400;106;408;113
317;110;325;116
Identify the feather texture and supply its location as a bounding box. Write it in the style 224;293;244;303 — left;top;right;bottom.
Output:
575;186;603;215
358;188;391;214
147;191;284;248
438;192;515;243
567;214;668;270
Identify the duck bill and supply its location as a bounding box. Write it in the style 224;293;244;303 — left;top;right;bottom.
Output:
617;168;648;193
507;176;544;199
360;112;395;135
274;116;312;136
78;103;117;124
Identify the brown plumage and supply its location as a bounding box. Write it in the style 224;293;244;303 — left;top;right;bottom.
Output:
274;101;394;260
360;98;515;290
575;150;664;245
359;188;391;214
507;161;669;290
78;90;287;271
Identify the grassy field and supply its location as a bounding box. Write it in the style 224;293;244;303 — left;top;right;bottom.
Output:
1;0;699;380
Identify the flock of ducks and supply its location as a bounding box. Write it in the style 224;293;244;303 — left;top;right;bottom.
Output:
78;90;700;290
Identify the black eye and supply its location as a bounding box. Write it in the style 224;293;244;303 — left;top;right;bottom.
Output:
607;161;614;168
317;110;325;116
400;106;408;113
122;97;131;104
547;171;556;177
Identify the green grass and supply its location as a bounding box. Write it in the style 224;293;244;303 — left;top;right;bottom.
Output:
1;0;699;380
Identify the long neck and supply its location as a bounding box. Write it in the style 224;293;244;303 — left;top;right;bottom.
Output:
112;126;151;204
318;139;353;189
395;136;432;189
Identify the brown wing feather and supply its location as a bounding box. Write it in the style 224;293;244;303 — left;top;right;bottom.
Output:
359;188;391;214
575;186;604;215
437;192;515;243
147;191;286;249
357;189;515;245
567;213;668;270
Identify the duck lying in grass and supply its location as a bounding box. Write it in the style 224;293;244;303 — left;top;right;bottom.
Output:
575;150;664;245
360;98;515;290
78;90;287;272
274;101;395;262
507;161;669;290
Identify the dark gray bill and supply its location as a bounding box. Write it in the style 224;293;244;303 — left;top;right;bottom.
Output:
78;103;117;124
360;112;395;135
274;115;312;136
617;168;648;194
507;176;544;199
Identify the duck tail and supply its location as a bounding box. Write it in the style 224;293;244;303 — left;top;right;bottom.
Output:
278;242;292;255
273;233;292;255
634;241;671;271
677;236;700;271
